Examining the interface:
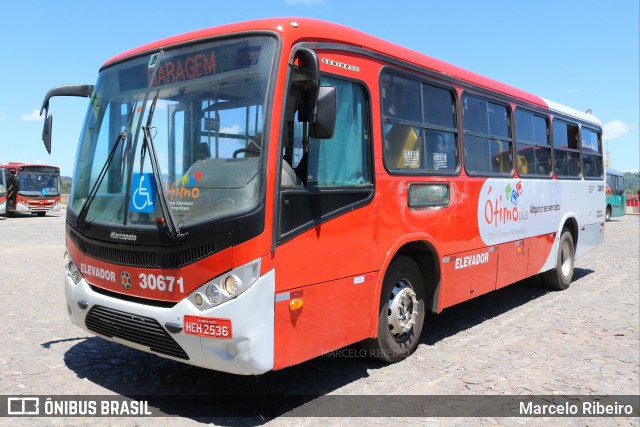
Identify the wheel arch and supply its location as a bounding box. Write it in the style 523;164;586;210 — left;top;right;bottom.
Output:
370;234;442;337
562;216;579;248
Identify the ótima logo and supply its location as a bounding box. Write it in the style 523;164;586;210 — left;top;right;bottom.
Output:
130;173;157;213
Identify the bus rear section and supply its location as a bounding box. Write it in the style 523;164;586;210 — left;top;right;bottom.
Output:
41;18;605;376
0;163;61;216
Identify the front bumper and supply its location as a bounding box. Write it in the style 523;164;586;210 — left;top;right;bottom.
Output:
16;201;61;213
65;269;275;375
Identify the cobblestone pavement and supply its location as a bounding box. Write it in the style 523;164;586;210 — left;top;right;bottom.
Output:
1;212;638;426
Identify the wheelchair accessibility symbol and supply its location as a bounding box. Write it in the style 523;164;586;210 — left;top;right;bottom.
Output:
130;173;157;213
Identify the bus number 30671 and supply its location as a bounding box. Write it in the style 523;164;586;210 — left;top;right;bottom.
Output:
138;273;184;293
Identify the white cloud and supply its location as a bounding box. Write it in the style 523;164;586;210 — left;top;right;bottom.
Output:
21;109;44;122
603;120;630;141
220;124;242;134
286;0;325;5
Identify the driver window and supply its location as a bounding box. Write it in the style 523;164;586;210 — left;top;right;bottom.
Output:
283;76;371;187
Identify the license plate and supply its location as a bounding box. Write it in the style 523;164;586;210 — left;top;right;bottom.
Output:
183;315;232;339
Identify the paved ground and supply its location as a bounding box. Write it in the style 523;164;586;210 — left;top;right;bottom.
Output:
0;212;638;426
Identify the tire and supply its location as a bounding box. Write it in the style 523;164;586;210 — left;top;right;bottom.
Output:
542;228;575;290
605;206;611;222
362;256;425;363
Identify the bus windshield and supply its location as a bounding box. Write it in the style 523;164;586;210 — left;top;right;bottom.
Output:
18;169;60;197
70;35;277;228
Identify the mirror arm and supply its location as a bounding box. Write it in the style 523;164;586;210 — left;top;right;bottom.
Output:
40;84;95;116
39;84;94;154
294;48;320;97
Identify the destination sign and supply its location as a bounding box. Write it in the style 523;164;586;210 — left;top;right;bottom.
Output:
118;44;262;92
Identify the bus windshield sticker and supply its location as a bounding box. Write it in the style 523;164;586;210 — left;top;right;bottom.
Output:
403;150;420;168
130;173;157;213
433;153;447;170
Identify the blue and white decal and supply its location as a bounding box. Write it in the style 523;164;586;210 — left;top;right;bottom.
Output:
130;173;157;213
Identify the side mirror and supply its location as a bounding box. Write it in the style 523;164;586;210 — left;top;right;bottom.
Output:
39;84;94;153
292;48;337;140
310;86;337;139
42;114;53;154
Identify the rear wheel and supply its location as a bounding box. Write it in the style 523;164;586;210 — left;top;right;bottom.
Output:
542;229;575;290
363;256;425;363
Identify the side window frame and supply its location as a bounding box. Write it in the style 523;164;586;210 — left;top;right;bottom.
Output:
514;107;552;178
580;126;604;180
380;68;460;176
552;118;581;179
461;91;514;177
277;70;375;243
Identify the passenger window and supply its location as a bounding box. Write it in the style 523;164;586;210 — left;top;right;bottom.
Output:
382;71;458;174
381;74;421;123
580;128;603;179
553;120;580;178
462;94;512;175
515;109;551;177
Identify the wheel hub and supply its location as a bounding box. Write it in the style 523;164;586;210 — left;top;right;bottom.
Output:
388;280;418;338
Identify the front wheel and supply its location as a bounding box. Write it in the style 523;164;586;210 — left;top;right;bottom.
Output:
542;229;575;290
605;206;612;222
362;256;425;363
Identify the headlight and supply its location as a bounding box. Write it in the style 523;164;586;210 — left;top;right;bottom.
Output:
63;250;83;284
223;275;239;295
206;284;223;304
189;258;261;310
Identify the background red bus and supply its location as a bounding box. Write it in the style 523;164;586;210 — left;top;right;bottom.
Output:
0;162;61;217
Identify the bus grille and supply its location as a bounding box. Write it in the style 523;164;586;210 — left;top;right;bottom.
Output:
68;226;228;268
85;305;189;360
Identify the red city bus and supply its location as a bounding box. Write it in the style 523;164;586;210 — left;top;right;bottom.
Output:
0;166;7;216
0;162;61;217
41;18;605;374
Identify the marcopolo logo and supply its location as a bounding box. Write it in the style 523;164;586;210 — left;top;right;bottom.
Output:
110;231;137;242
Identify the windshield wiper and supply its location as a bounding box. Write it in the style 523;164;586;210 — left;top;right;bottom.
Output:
76;94;139;228
76;131;126;229
141;91;187;240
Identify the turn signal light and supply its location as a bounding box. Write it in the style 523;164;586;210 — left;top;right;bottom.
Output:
289;299;304;311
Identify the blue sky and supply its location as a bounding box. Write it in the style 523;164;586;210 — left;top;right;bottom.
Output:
0;0;637;175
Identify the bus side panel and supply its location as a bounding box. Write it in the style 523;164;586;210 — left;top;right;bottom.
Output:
440;247;498;308
575;222;605;260
273;273;376;370
495;239;530;289
526;233;556;277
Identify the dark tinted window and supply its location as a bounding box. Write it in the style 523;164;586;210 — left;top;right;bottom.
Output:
553;119;580;178
382;71;458;174
462;94;512;175
553;120;579;150
423;84;455;128
515;109;551;177
381;74;421;123
581;128;603;179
